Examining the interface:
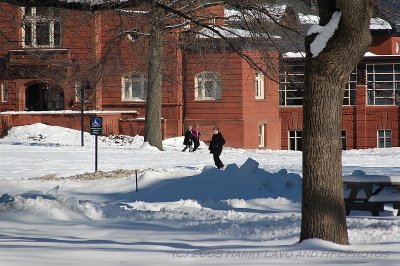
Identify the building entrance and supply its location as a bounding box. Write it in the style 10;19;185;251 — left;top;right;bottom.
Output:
25;83;64;111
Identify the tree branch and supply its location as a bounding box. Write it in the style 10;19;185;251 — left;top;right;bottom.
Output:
0;0;145;11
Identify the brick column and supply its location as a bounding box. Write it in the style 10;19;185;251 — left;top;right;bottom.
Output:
355;85;367;149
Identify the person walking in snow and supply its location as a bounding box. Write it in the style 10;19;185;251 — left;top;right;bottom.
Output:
182;125;193;152
191;124;201;152
209;127;225;169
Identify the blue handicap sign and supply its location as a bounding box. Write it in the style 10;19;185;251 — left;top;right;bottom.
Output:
91;117;102;128
90;117;103;135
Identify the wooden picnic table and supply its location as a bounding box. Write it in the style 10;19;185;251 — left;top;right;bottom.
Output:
343;174;400;216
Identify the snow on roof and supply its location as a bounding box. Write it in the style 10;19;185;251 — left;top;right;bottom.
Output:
282;52;306;58
225;6;391;31
299;13;319;24
224;5;286;23
370;17;392;30
198;26;254;38
198;25;281;39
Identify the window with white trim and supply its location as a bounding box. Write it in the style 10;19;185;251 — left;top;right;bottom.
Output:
255;72;265;99
122;72;148;101
367;64;400;105
195;71;221;100
288;130;302;151
279;65;304;106
258;124;265;147
1;83;9;102
377;129;392;148
343;69;357;106
22;7;61;48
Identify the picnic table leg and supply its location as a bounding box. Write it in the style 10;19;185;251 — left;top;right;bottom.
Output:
363;185;382;216
345;187;359;216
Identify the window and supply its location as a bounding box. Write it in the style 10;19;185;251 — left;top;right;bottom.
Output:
377;130;392;148
1;83;9;102
342;130;347;150
255;72;265;99
279;64;356;106
343;69;357;106
22;7;61;48
288;130;302;151
195;71;222;100
366;64;400;105
258;124;265;147
122;72;148;101
279;65;304;106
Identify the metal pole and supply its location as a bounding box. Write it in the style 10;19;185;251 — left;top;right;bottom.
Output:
95;135;98;172
80;85;84;146
135;169;138;192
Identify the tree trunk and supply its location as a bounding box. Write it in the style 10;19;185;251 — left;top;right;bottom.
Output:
300;0;373;244
144;1;164;150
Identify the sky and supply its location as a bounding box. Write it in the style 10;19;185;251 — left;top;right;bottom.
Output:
0;123;400;266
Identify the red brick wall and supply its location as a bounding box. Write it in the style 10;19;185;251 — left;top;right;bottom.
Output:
279;107;303;150
370;35;400;55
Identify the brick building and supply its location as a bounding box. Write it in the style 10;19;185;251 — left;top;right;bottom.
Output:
0;2;400;150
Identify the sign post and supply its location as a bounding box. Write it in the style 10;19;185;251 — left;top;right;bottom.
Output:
90;116;103;172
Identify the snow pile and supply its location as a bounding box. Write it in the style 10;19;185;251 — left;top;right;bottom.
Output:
0;187;102;221
120;158;302;203
1;123;145;148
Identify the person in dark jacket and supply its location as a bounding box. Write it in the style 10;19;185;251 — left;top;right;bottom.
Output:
208;127;226;169
182;125;193;152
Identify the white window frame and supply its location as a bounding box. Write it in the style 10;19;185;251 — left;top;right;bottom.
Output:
22;7;61;48
343;69;357;106
288;130;302;151
1;83;9;103
122;72;148;101
195;71;222;100
366;64;400;106
255;72;265;99
258;124;265;147
377;129;392;148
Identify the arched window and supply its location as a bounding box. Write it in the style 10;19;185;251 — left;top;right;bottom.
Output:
195;71;222;100
122;72;148;101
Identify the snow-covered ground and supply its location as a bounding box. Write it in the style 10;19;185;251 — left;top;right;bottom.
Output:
0;123;399;266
